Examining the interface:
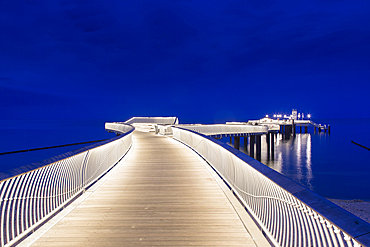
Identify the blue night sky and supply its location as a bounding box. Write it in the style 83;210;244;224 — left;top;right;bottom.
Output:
1;0;369;123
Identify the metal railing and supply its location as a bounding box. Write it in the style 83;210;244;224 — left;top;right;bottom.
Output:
0;123;134;246
172;127;370;247
124;116;178;125
176;124;268;136
120;117;179;132
105;122;135;134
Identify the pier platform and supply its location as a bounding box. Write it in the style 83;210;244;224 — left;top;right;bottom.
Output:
26;131;262;246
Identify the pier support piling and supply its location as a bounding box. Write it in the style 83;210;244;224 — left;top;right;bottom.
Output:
250;135;255;158
234;136;240;150
305;126;308;133
281;125;286;139
271;133;275;159
256;135;261;161
266;133;270;159
244;136;248;151
280;125;284;135
285;125;292;139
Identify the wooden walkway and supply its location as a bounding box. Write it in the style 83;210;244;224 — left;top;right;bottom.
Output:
29;131;258;246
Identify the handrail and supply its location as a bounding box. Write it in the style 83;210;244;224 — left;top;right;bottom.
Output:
172;126;370;247
105;122;135;135
0;123;134;246
176;124;268;136
0;139;108;156
124;117;178;125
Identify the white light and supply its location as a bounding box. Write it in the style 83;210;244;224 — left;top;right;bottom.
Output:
273;114;277;118
307;114;311;118
265;115;269;118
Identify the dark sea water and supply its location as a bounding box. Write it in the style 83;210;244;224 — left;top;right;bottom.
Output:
0;118;369;200
0;120;115;173
222;118;370;200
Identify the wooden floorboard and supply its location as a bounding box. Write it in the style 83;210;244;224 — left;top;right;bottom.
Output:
30;131;256;246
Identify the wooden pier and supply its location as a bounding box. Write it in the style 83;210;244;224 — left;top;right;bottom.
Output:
27;131;263;246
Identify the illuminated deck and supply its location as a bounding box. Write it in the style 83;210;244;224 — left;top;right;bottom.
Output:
27;131;262;246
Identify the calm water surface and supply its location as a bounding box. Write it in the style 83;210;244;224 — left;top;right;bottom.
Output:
222;118;370;200
0;119;115;173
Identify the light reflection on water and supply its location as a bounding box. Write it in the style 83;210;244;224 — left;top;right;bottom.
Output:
260;133;313;190
306;134;312;188
225;133;315;194
223;121;370;200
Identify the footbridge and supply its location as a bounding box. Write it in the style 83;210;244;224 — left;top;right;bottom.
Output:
0;117;369;247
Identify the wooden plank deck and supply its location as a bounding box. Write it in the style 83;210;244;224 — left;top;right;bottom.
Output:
30;131;257;246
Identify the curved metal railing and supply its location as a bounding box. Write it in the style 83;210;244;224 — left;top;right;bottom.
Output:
124;116;178;125
172;127;370;247
120;117;179;132
176;124;268;136
0;123;134;246
105;122;135;134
